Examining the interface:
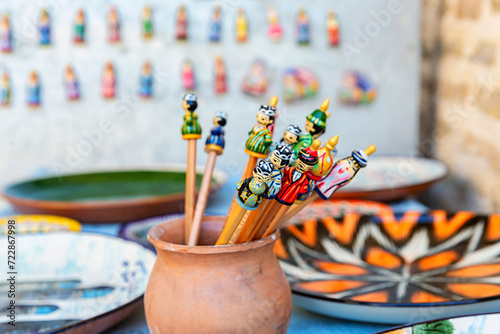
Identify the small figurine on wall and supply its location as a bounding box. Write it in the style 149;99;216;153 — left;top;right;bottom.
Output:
27;71;41;107
0;14;13;53
182;59;196;91
64;65;80;101
235;8;248;43
326;10;340;47
73;9;85;44
176;5;188;40
241;60;268;97
296;8;310;45
339;71;377;105
267;6;283;42
108;6;120;43
209;5;222;42
142;6;153;39
214;56;227;94
0;72;11;107
39;9;51;46
283;68;319;103
102;61;116;99
139;61;153;99
205;110;227;155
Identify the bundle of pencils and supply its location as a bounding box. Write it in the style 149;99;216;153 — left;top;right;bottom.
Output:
215;97;376;246
180;93;376;247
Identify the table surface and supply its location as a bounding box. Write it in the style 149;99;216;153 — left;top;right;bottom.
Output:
0;175;428;334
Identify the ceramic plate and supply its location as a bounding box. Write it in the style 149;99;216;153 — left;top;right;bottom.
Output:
119;213;184;251
2;165;227;223
0;215;81;235
285;200;392;225
276;211;500;324
0;233;155;333
334;157;447;201
378;312;500;333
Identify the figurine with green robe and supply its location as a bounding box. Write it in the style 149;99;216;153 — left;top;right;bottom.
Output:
292;98;330;157
245;104;276;159
181;93;202;140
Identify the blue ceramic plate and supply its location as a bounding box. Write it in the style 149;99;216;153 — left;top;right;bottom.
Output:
0;233;155;333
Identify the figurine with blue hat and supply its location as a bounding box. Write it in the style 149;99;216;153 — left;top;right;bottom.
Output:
205;110;227;155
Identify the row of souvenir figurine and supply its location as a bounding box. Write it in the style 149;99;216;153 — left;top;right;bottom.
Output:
0;5;340;51
0;59;376;108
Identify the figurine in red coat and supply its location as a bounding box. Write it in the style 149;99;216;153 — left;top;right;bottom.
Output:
275;140;319;206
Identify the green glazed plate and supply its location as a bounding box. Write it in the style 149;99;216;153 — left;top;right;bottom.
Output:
2;165;227;223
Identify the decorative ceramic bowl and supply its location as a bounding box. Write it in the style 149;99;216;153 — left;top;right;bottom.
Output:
0;233;155;333
276;211;500;324
334;157;447;201
2;165;227;223
0;215;81;235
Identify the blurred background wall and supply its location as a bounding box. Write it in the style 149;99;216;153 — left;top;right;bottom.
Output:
0;0;420;188
420;0;500;212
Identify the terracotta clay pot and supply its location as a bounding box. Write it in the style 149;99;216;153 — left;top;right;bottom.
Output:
145;216;292;334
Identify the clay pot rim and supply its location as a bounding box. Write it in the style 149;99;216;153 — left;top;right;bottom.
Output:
148;215;279;254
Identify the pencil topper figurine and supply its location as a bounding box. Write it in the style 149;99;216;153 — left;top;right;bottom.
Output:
0;14;13;53
235;8;248;43
214;56;227;94
245;101;277;159
292;98;330;157
139;61;153;99
296;8;310;45
241;59;268;97
265;144;293;199
39;9;51;46
182;60;196;90
205;110;227;155
209;5;222;42
27;71;41;107
267;6;283;42
326;10;340;47
107;6;121;43
309;136;339;181
73;9;85;44
102;62;116;99
315;145;376;200
181;93;202;140
235;160;274;210
271;124;301;165
64;65;80;101
142;6;153;39
276;140;320;206
0;72;11;107
176;5;188;40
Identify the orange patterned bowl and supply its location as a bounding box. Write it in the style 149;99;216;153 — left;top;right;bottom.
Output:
276;210;500;324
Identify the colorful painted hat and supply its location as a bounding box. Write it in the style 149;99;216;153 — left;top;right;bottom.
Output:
273;144;293;161
254;159;274;177
298;145;319;166
183;93;197;102
286;124;302;137
352;150;368;167
259;104;277;117
306;108;330;129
